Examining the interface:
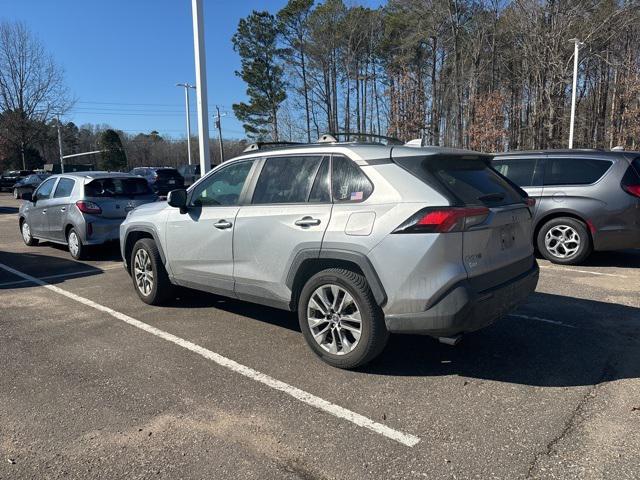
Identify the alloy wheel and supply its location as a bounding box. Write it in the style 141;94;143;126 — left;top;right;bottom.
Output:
68;231;80;257
307;284;362;355
134;248;154;296
545;225;580;259
22;222;31;243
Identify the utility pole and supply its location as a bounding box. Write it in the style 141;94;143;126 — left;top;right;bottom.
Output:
568;38;584;149
214;106;226;162
56;114;65;173
191;0;211;176
176;83;196;165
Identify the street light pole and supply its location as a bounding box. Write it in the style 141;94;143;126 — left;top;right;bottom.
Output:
568;38;584;149
191;0;211;176
176;83;196;165
56;114;65;173
214;106;226;162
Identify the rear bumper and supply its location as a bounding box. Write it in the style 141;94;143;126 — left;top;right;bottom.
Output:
82;217;124;245
385;260;539;336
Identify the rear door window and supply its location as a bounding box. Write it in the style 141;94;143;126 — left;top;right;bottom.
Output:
493;158;539;186
396;156;524;207
252;156;324;204
308;157;330;203
85;178;152;197
544;158;612;186
53;178;75;198
332;155;373;202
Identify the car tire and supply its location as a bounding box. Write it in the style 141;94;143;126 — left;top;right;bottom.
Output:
20;219;38;246
537;217;591;265
298;268;389;369
131;238;173;305
67;227;87;260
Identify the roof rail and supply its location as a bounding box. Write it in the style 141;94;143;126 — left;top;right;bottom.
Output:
242;141;304;153
317;132;403;145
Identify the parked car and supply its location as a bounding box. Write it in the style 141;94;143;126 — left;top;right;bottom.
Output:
13;173;50;199
1;170;34;191
177;164;200;187
19;172;157;260
493;150;640;265
130;167;184;195
120;138;539;369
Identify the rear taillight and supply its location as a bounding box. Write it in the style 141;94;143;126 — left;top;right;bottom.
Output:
393;207;490;234
76;200;102;214
622;184;640;198
525;197;536;207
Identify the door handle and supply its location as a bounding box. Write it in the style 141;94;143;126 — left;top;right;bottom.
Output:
60;207;66;212
295;216;321;227
42;209;47;214
214;219;233;230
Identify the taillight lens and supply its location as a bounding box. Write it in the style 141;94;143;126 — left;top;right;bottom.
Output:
393;207;490;234
76;200;102;214
622;184;640;198
525;197;536;207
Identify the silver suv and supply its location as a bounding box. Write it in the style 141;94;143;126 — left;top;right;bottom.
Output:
19;172;157;259
120;141;539;368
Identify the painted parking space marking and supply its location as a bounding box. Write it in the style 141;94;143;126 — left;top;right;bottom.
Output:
509;313;577;329
0;264;121;288
539;264;627;278
0;261;420;448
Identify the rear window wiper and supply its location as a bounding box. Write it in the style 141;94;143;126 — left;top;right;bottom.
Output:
478;192;505;202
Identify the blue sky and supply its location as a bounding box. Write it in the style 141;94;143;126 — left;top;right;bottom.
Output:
4;0;381;140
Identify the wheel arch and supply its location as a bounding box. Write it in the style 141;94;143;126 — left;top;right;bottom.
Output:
534;210;594;249
287;249;387;311
123;227;166;273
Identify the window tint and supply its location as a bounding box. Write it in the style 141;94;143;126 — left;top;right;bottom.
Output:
34;177;56;199
396;156;524;207
84;178;152;197
191;160;253;206
53;178;75;198
308;157;330;203
252;156;323;204
493;158;538;187
544;158;612;186
331;155;373;202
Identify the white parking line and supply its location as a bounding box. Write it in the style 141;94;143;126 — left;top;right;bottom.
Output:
0;264;121;288
539;264;627;278
509;313;577;329
0;261;420;448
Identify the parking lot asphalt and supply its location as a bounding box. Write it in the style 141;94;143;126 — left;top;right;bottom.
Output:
1;192;639;480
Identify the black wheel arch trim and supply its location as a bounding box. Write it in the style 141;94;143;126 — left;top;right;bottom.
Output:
124;226;166;266
286;248;387;307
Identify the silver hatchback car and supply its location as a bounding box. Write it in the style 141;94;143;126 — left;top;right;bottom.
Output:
120;140;539;368
19;172;157;259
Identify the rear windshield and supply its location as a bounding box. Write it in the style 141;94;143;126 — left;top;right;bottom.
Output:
85;177;152;197
156;168;180;177
396;156;525;207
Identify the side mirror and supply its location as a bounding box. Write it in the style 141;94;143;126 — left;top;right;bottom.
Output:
21;191;33;202
167;189;188;213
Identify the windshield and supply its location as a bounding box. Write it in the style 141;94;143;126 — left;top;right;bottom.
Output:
85;177;153;197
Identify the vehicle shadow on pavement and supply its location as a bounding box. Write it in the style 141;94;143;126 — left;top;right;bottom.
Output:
0;205;18;214
0;251;106;289
580;249;640;269
364;291;640;387
32;241;123;262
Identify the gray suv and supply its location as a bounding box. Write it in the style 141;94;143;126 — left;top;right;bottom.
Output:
19;172;157;259
120;141;539;368
493;150;640;264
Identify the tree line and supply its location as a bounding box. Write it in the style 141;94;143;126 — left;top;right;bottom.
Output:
233;0;640;150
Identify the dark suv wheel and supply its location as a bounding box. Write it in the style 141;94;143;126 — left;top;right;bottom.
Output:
131;238;173;305
298;268;389;369
537;217;591;265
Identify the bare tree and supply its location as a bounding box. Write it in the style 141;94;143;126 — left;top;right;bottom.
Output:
0;21;71;168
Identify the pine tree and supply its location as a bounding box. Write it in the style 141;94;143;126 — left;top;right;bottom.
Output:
232;11;287;140
97;129;127;171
